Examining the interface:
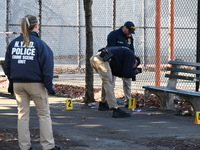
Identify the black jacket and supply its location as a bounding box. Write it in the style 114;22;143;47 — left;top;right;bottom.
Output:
107;27;134;51
107;46;136;78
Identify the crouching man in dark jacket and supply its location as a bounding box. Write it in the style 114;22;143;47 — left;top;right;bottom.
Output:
90;46;138;118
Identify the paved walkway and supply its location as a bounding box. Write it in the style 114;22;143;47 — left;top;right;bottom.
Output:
0;92;200;150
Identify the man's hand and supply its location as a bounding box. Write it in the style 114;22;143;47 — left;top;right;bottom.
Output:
133;59;138;69
48;88;56;95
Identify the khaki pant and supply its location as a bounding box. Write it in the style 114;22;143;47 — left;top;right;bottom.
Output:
14;83;55;150
90;52;118;108
112;76;132;101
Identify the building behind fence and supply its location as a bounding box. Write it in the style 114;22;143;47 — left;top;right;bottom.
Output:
0;0;198;93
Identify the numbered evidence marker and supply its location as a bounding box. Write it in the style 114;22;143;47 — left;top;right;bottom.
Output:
194;111;200;124
128;98;137;109
66;99;73;110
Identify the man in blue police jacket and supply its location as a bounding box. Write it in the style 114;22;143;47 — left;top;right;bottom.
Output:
107;21;138;106
90;46;137;118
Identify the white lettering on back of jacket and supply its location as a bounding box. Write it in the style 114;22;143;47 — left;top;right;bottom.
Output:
11;41;35;64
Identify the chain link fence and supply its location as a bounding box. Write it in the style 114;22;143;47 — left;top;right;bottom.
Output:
0;0;198;93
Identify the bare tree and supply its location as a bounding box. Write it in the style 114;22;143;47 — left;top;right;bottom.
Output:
83;0;95;103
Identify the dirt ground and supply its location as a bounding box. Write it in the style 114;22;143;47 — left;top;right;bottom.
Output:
0;128;88;150
1;128;200;150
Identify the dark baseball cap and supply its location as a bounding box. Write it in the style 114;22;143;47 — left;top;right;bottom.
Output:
124;21;136;34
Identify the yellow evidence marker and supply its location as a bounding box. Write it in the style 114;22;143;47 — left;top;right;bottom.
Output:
66;99;73;110
194;111;200;124
128;98;137;109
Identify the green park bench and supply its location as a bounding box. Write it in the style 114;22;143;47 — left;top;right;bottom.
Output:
143;60;200;116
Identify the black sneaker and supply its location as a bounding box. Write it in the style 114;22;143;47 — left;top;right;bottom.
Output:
50;146;61;150
125;103;128;108
98;101;110;111
112;108;131;118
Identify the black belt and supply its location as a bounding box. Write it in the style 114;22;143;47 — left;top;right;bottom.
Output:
98;48;113;61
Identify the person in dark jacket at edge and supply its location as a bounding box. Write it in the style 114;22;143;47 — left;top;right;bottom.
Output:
3;15;60;150
106;21;140;107
90;46;138;118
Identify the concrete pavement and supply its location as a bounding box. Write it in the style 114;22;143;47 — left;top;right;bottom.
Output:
0;93;200;150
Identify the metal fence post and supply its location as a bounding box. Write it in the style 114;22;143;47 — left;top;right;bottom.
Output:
78;0;82;69
38;0;42;38
5;0;10;47
155;0;161;87
112;0;116;30
143;0;147;67
168;0;174;61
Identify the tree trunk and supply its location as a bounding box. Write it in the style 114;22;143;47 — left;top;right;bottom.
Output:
83;0;95;103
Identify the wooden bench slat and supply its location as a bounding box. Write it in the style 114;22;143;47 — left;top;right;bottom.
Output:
165;74;200;81
142;85;200;97
168;60;200;67
167;67;200;74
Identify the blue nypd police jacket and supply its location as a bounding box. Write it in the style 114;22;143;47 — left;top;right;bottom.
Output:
108;46;136;78
107;27;134;51
4;32;54;92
